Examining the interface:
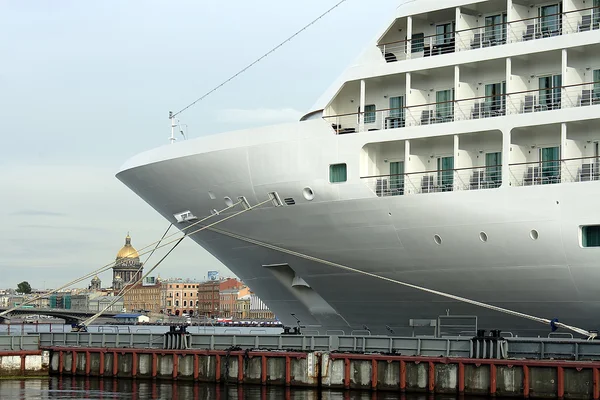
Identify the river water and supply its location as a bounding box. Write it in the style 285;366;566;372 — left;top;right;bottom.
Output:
0;377;461;400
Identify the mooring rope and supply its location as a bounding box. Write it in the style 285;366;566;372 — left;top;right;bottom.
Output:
78;197;273;327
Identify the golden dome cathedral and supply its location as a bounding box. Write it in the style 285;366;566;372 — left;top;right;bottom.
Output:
116;234;140;259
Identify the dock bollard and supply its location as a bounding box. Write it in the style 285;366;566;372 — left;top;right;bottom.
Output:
163;325;191;350
471;329;506;359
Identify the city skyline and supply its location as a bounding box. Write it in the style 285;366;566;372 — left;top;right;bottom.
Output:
0;0;398;288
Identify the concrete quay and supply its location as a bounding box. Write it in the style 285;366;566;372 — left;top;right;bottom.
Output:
0;350;49;377
47;346;600;399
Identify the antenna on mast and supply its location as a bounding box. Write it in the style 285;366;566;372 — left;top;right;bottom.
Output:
169;111;176;144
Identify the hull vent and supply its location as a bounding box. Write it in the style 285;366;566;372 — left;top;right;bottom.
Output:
284;198;296;205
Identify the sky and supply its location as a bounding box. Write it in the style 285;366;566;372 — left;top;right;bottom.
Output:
0;0;399;289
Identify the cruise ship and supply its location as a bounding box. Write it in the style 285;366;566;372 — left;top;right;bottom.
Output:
117;0;600;337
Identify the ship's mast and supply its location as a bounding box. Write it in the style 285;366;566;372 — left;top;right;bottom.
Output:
169;111;176;144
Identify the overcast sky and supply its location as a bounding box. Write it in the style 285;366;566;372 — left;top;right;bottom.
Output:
0;0;399;289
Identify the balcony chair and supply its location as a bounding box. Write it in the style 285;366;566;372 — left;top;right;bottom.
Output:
523;167;535;186
579;163;593;182
384;52;397;63
522;95;535;113
420;110;432;125
580;90;592;107
421;175;434;193
471;33;481;49
522;24;535;41
375;178;388;197
579;15;592;32
471;102;481;119
470;170;484;190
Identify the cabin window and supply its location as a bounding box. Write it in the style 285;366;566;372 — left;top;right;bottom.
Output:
436;89;454;120
411;33;424;53
364;104;376;124
582;226;600;247
594;69;600;101
484;82;505;113
437;156;454;190
539;75;561;108
485;152;502;187
484;14;507;44
389;96;404;119
539;4;561;35
330;164;347;183
594;0;600;27
540;147;560;184
435;22;454;45
390;161;404;195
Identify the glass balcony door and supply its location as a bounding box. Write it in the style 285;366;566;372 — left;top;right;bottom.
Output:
594;69;600;103
484;82;506;115
485;152;502;187
436;22;454;45
540;146;560;184
436;89;454;121
539;4;561;36
484;14;507;45
539;75;562;109
437;156;454;190
389;96;404;119
594;0;599;29
389;161;404;194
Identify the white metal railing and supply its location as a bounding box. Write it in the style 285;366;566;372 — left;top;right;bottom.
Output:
378;6;600;63
361;175;405;197
455;97;506;121
379;41;409;63
509;157;600;187
404;170;454;195
405;102;454;127
361;166;502;197
456;25;507;52
378;32;456;62
325;108;406;134
455;166;502;191
325;82;599;135
563;82;600;108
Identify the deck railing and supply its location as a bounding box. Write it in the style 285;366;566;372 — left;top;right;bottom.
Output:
509;156;600;187
361;165;502;197
361;157;600;197
325;81;600;134
377;6;600;62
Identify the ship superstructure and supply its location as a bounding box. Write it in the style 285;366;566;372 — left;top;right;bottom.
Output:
118;0;600;336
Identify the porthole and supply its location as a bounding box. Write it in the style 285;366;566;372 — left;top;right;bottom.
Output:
434;235;442;245
224;197;233;207
530;230;539;240
479;232;488;242
303;187;315;201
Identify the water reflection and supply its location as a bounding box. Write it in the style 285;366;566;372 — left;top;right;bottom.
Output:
0;377;466;400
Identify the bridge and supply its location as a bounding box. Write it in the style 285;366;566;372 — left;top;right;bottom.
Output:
0;308;120;325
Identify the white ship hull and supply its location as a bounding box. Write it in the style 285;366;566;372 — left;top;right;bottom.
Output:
117;117;600;337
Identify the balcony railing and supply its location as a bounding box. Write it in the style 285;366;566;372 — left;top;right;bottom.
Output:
361;157;599;197
509;156;600;187
377;6;600;62
325;81;599;134
506;81;600;115
361;165;502;197
378;30;456;62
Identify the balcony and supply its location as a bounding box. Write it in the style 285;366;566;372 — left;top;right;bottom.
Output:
361;165;502;197
509;156;599;186
325;81;599;134
378;5;600;63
